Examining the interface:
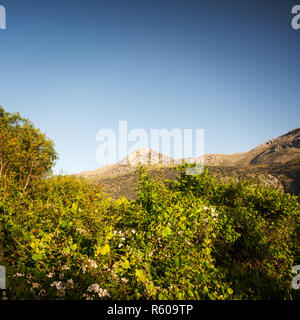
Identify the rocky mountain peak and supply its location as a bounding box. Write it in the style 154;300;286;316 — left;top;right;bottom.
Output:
119;148;174;165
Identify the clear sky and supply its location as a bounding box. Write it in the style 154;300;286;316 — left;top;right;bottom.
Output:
0;0;299;173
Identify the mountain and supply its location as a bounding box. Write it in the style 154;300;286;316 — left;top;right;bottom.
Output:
119;147;175;165
78;148;176;181
201;127;300;167
244;127;300;165
77;128;300;199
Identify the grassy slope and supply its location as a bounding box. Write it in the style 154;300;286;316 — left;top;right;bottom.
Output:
93;159;300;200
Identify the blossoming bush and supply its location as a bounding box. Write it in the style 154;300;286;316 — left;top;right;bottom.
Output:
0;167;299;300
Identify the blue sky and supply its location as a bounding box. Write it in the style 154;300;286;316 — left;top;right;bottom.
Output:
0;0;299;173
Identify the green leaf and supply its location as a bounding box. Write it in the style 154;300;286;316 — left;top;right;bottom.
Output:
23;233;31;241
70;203;78;214
106;231;113;240
32;253;43;261
63;247;70;254
99;244;110;255
136;269;147;283
121;259;130;269
227;288;233;295
162;226;172;237
70;244;77;251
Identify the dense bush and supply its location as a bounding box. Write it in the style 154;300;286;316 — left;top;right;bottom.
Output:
0;166;299;300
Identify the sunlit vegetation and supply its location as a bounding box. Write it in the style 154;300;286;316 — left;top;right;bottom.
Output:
0;106;299;300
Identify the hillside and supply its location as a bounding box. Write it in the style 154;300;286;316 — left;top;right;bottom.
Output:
79;148;177;181
77;128;300;199
89;163;300;200
199;127;300;167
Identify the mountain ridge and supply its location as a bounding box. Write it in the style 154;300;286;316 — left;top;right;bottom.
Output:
77;127;300;199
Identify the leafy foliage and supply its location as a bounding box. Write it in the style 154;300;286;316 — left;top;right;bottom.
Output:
0;166;299;300
0;106;57;194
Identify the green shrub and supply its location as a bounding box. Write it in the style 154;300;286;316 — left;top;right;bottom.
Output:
0;166;299;300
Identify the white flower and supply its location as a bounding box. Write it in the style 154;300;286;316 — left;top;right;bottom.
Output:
131;230;136;234
82;293;93;300
87;284;110;298
82;259;98;273
50;281;65;291
87;283;100;293
202;206;218;221
82;265;88;273
46;272;54;278
118;243;123;248
67;279;74;289
32;282;40;288
13;273;24;277
62;265;70;271
87;259;98;269
98;288;110;298
38;289;47;297
121;278;128;284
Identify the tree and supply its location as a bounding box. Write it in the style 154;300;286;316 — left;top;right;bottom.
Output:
0;106;57;193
